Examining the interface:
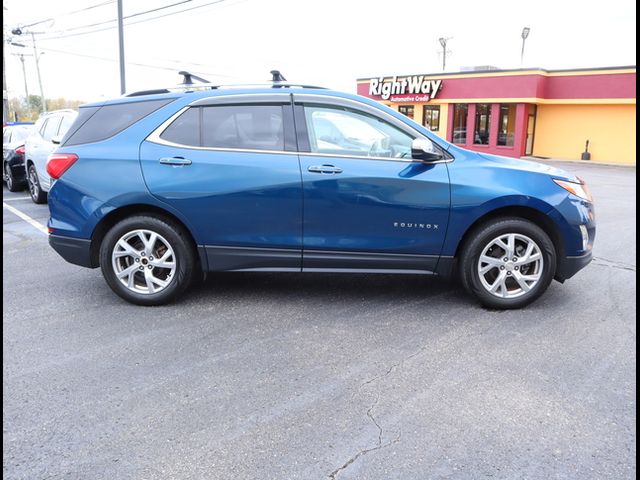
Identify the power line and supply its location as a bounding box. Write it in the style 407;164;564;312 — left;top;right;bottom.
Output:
26;0;233;41
17;1;116;29
35;46;237;78
45;0;191;35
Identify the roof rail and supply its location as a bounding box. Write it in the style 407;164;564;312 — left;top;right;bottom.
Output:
124;70;326;97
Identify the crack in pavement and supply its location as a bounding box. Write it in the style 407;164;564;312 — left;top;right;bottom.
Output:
328;389;401;480
328;322;496;478
592;256;636;272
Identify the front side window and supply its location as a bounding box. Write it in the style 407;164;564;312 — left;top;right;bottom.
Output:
304;105;413;159
202;105;284;151
474;104;491;145
452;104;468;144
398;105;414;119
497;104;516;147
422;105;440;131
42;116;62;142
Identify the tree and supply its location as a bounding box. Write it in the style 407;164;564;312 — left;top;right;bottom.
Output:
7;96;85;123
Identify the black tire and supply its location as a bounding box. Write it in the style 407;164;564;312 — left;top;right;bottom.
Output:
99;215;197;306
459;217;556;309
27;163;47;204
4;162;23;192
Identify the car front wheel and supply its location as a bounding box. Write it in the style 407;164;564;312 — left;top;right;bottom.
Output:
459;217;556;309
99;215;196;306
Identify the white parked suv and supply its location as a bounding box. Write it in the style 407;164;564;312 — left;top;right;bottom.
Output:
25;109;78;203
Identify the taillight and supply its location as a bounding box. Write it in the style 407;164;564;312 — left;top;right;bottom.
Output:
47;153;79;180
15;145;25;155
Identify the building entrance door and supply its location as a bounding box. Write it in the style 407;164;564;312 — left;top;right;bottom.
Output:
525;105;537;155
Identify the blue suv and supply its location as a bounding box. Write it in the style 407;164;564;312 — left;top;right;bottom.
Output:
47;77;595;308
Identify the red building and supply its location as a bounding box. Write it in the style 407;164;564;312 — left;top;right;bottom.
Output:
357;66;636;165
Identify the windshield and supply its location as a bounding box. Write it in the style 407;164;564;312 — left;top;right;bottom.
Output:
10;126;33;143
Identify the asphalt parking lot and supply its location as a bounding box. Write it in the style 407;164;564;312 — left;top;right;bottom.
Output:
3;161;636;479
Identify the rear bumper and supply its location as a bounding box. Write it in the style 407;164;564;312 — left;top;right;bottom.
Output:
556;250;592;282
49;234;95;268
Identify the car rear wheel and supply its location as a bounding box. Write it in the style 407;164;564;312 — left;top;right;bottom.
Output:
99;215;196;305
459;217;556;309
27;164;47;204
4;162;22;192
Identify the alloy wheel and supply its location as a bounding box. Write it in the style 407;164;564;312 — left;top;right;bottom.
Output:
111;229;177;295
28;166;39;200
4;163;13;190
477;233;544;299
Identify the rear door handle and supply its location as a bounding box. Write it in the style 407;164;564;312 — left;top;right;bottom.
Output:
159;157;192;166
308;164;343;174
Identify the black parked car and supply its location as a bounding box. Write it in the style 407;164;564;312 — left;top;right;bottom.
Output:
3;124;33;191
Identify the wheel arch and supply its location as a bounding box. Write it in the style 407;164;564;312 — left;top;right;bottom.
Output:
89;203;206;270
453;205;565;268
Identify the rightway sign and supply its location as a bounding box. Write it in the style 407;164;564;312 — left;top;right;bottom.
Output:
369;76;443;102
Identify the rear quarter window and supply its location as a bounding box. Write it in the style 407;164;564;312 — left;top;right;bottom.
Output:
57;113;77;137
62;99;173;147
42;116;62;142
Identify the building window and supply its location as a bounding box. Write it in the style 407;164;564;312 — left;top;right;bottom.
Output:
398;105;414;119
452;104;468;144
497;104;516;147
422;105;440;131
474;104;491;145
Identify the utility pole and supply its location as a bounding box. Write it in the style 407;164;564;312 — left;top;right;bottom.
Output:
438;37;451;72
117;0;126;94
11;28;46;113
18;55;30;109
520;27;531;67
30;32;46;113
3;28;9;123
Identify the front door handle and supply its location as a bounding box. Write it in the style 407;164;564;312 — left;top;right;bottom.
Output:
308;164;343;175
159;157;192;166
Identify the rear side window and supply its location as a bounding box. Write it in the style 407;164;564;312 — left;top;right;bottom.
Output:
62;99;172;146
202;105;284;151
160;107;200;146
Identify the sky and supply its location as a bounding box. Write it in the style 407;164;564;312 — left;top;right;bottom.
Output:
3;0;637;103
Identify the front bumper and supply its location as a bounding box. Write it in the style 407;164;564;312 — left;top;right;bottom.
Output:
49;234;96;268
555;250;593;282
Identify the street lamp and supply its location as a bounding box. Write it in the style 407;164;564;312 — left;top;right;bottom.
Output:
520;27;531;67
438;37;449;71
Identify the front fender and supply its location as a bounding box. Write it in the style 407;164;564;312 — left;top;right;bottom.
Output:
441;195;558;256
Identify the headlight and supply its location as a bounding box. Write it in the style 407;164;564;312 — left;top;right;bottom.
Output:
553;177;593;202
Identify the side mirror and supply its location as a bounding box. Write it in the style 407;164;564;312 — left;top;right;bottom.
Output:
411;138;444;162
51;135;63;145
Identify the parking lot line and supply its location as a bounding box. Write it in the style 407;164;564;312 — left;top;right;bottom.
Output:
2;196;33;202
2;202;48;235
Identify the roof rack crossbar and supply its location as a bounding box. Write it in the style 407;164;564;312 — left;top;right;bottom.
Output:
179;70;211;85
123;70;327;97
